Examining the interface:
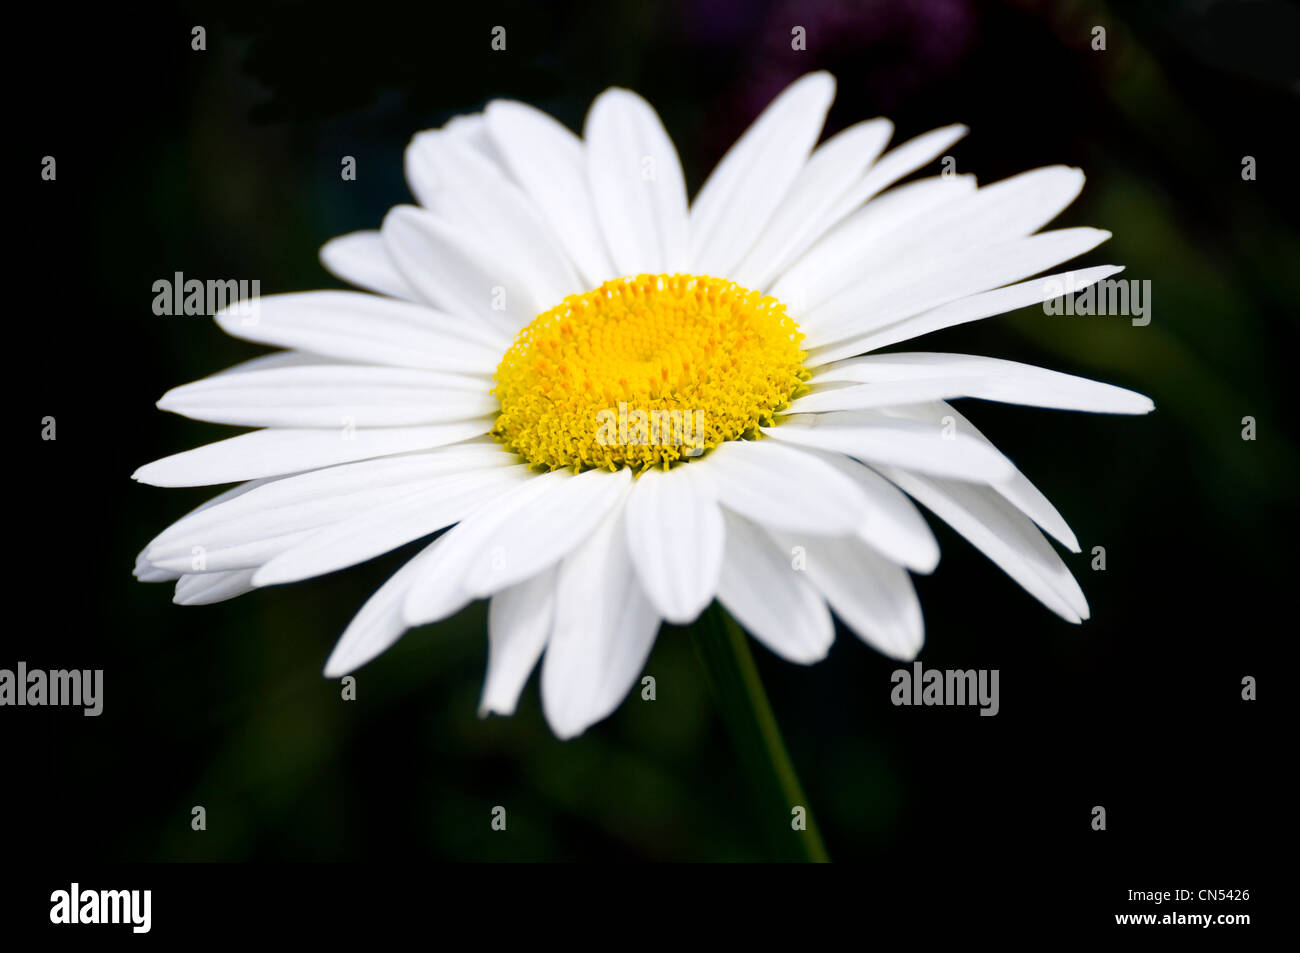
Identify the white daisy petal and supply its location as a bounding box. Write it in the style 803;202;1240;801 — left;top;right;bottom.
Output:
156;363;497;429
689;71;837;277
773;173;977;312
732;117;893;290
442;114;508;165
870;401;1081;551
585;88;689;275
879;465;1088;623
214;291;504;374
803;227;1113;344
402;130;584;305
816;123;970;234
781;164;1086;316
867;166;1085;271
769;169;977;306
541;504;660;740
485;100;619;288
480;566;558;717
132;421;495;487
405;133;441;206
404;115;510;206
322;540;443;678
789;377;987;414
135;479;277;578
716;510;833;664
319;230;419;301
458;466;632;599
136;564;178;583
767;412;1016;483
996;470;1080;553
698;439;873;535
381;205;538;336
625;464;724;624
174;569;258;606
788;167;1088;331
805;265;1127;365
799;449;940;573
211;351;347;377
149;530;317;574
135;546;179;581
402;467;633;625
253;464;533;586
804;352;1154;415
143;477;272;521
144;448;514;573
771;529;924;660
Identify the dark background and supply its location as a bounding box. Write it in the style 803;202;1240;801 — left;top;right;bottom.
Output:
8;0;1295;892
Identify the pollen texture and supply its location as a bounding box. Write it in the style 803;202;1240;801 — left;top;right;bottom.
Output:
492;274;808;471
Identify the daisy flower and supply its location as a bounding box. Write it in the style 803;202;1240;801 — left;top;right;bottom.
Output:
134;72;1152;740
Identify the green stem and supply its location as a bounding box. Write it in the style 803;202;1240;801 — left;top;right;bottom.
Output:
692;602;830;862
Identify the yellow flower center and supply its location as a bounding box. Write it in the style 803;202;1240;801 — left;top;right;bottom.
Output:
492;273;808;471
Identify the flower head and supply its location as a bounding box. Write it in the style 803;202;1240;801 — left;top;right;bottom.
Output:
135;72;1152;739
